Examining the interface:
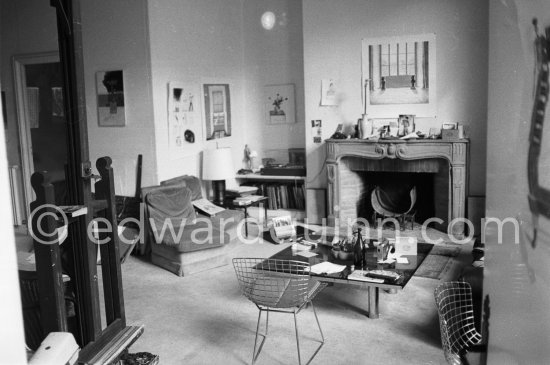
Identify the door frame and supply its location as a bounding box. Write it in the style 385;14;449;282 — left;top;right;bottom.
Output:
13;51;60;221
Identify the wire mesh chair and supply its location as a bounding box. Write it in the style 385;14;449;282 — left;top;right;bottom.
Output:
434;281;483;365
233;258;326;365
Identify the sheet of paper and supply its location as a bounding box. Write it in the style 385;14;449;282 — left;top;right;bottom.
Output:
296;251;317;258
396;257;409;264
307;261;346;275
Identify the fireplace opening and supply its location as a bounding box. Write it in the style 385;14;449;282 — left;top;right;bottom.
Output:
358;172;437;227
338;156;450;232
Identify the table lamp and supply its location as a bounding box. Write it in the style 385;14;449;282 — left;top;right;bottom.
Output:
202;148;234;205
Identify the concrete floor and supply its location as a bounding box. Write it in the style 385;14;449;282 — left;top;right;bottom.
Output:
121;232;473;364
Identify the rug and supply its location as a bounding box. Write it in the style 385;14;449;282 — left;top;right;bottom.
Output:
415;245;462;279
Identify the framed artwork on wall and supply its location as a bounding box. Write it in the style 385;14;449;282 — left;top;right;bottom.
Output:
203;83;231;140
264;84;295;124
96;70;126;126
362;33;436;118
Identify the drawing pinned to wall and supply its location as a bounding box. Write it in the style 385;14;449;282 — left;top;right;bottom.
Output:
168;82;200;150
312;119;322;143
265;84;295;124
321;79;338;106
96;70;125;126
362;33;436;118
203;84;231;140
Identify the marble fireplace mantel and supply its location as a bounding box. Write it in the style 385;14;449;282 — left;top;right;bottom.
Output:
325;138;469;237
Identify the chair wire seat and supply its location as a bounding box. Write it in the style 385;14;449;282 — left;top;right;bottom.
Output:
233;258;326;365
434;281;483;365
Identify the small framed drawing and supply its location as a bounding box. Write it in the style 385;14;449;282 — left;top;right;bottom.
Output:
203;83;231;140
265;84;295;124
96;70;126;127
398;114;415;137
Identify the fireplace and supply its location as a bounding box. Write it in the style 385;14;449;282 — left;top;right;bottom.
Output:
326;139;469;236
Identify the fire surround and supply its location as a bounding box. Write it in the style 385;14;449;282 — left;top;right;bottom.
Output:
325;139;469;237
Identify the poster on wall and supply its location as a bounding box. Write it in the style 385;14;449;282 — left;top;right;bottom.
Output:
264;84;295;124
362;33;436;118
96;70;126;126
203;84;231;141
168;82;201;152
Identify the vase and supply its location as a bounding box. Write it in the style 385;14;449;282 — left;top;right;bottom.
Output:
359;117;373;139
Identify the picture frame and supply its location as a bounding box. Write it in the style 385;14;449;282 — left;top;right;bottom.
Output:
362;33;436;118
398;114;415;137
96;70;126;127
203;83;231;141
264;84;295;124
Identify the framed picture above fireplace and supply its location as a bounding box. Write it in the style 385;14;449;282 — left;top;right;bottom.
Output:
362;33;436;118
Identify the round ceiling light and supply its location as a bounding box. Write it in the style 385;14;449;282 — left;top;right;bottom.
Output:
261;11;276;30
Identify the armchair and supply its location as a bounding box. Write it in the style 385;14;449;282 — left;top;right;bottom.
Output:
143;175;244;276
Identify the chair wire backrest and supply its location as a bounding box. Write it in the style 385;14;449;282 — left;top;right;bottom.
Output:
434;281;482;365
233;258;311;309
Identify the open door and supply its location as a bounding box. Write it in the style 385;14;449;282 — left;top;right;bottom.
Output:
13;52;68;222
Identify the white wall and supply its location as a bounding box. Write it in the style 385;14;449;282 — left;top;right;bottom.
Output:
485;0;550;362
147;0;246;184
81;0;157;195
242;0;305;164
302;0;489;198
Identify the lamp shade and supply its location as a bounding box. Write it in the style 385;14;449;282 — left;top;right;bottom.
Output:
202;148;234;181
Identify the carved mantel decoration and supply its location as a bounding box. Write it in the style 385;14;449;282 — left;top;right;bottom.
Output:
325;139;469;236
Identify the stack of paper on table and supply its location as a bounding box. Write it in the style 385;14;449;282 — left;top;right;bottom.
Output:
226;186;258;196
306;262;346;275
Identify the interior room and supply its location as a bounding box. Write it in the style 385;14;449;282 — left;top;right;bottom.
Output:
1;0;550;364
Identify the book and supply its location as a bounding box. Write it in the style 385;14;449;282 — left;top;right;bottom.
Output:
192;198;225;216
58;205;88;217
270;215;296;239
348;270;385;283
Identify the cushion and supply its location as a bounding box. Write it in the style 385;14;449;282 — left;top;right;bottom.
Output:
150;209;244;253
160;175;203;201
144;184;197;242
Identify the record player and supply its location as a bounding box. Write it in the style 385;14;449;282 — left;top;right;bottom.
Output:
261;164;306;176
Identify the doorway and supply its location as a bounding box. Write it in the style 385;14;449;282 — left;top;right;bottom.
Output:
13;52;68;221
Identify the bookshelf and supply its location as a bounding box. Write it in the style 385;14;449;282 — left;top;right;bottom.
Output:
235;174;306;215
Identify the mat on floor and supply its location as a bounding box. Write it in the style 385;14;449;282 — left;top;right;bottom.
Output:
415;245;461;279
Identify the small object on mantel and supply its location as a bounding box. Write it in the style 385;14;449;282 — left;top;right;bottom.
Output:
330;123;347;139
441;129;461;140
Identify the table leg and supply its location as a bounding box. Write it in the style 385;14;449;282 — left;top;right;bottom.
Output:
244;206;249;237
263;203;268;229
367;287;380;319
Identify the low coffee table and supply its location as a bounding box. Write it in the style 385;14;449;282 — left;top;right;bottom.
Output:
267;239;433;319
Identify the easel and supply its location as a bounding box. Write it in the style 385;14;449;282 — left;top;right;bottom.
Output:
30;158;143;364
